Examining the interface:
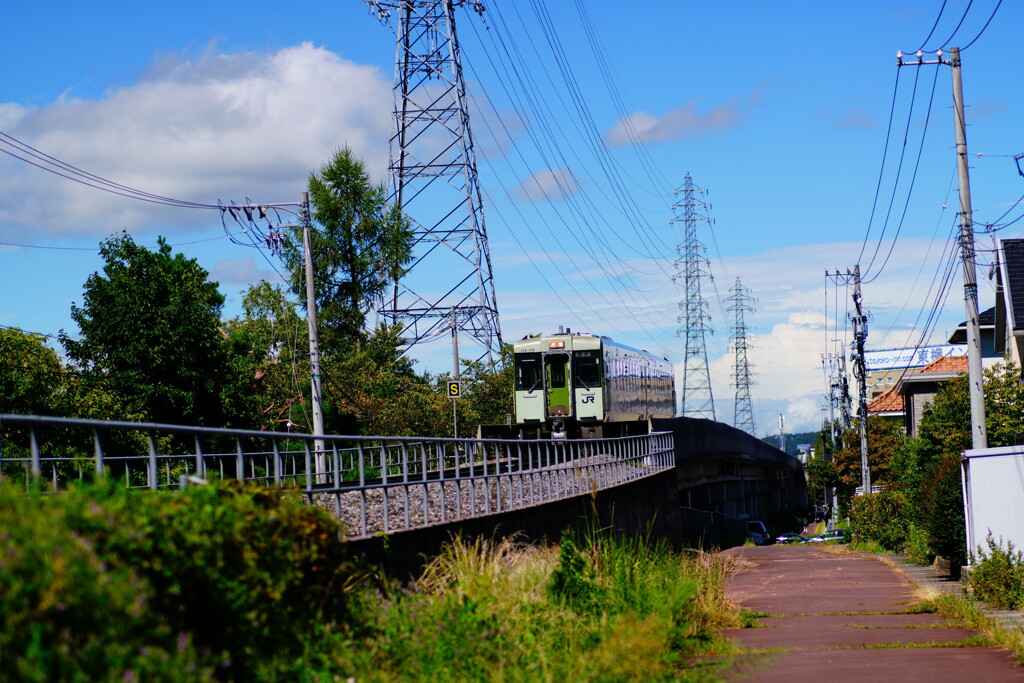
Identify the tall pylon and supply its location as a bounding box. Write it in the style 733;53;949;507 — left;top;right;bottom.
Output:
671;172;716;420
726;277;756;433
367;0;503;363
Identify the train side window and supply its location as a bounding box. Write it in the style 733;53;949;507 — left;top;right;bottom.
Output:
515;353;542;391
573;350;601;388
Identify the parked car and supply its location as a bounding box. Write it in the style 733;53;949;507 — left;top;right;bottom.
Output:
804;528;850;543
746;521;773;545
775;532;809;544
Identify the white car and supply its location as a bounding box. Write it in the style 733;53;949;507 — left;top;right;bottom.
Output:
804;529;849;543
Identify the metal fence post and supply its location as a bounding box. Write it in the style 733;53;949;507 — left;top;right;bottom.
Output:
147;431;158;490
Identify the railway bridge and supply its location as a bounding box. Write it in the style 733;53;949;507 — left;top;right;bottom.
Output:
0;413;806;575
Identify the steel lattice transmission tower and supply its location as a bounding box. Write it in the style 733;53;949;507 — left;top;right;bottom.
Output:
726;277;756;433
367;0;502;363
671;172;716;420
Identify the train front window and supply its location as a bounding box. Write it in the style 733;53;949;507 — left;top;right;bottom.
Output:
515;353;543;391
573;351;601;389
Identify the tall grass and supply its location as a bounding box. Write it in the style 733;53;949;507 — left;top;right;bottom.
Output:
325;528;736;681
1;479;737;681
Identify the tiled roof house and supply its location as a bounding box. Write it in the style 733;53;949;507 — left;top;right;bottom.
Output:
899;355;968;438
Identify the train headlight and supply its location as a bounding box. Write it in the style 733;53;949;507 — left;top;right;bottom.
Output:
548;340;565;349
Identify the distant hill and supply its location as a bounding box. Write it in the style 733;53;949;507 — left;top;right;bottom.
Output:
761;431;818;457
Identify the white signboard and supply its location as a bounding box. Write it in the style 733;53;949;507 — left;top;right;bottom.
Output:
865;345;967;371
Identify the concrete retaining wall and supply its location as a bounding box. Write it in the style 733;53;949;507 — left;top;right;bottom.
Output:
346;469;681;580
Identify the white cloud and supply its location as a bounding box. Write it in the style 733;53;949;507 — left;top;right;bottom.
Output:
512;167;581;202
208;255;278;288
0;43;393;239
605;97;744;147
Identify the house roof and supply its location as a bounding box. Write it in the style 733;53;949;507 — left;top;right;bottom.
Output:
1000;238;1024;332
898;354;969;393
867;386;904;413
948;306;996;344
919;354;969;374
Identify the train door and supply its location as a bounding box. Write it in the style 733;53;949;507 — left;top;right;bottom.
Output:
544;353;571;417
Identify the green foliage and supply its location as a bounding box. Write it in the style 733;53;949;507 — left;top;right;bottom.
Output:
60;233;249;427
345;531;718;681
923;452;968;569
548;528;605;611
0;327;61;415
294;147;413;352
849;489;910;551
0;480;357;681
0;482;209;681
832;416;906;502
904;522;935;565
968;535;1024;610
221;281;308;431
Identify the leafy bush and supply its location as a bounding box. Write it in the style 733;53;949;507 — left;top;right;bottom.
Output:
0;482;209;681
923;453;968;571
904;522;935;565
969;534;1024;610
0;479;357;681
850;489;910;551
548;528;605;611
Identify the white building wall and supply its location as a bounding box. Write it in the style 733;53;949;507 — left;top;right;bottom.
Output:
963;446;1024;560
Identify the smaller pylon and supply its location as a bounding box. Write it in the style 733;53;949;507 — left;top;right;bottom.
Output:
726;277;756;433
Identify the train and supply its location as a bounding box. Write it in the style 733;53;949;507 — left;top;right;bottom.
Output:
482;329;676;439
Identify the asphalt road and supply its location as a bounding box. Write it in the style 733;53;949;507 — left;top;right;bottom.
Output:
719;544;1024;682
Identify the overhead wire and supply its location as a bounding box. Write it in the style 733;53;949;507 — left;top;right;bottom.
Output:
861;65;923;277
857;68;903;264
465;6;681;339
960;0;1004;51
863;62;941;282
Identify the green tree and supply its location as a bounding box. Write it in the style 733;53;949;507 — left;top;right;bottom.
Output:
903;362;1024;570
292;147;413;353
221;281;308;431
831;415;906;500
61;232;245;427
0;328;61;414
456;345;515;436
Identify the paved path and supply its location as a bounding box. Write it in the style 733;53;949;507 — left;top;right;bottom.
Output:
719;544;1024;681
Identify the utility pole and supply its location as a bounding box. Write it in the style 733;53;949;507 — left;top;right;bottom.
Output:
895;45;987;448
671;172;716;420
451;307;460;438
850;265;871;494
778;414;785;452
826;266;870;492
301;192;326;476
950;46;987;450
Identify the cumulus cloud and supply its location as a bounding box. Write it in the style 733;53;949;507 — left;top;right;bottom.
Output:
512;167;581;202
604;96;745;147
0;42;393;239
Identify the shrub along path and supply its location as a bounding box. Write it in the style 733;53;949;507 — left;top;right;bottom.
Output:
719;544;1023;681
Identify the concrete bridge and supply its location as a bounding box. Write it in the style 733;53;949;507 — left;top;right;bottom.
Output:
0;413;806;576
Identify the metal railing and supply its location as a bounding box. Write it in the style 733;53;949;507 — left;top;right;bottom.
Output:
0;414;674;538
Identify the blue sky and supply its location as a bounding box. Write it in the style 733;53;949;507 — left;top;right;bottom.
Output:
2;1;1021;434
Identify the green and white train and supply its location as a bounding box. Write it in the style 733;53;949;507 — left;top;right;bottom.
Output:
507;329;676;439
